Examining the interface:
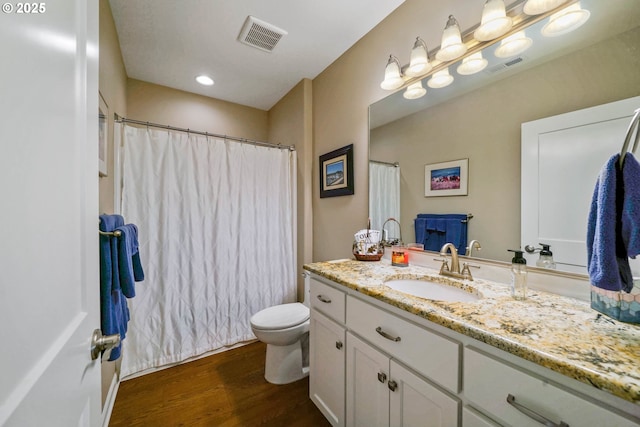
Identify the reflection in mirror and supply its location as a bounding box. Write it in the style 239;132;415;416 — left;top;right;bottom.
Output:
369;0;640;272
368;160;400;239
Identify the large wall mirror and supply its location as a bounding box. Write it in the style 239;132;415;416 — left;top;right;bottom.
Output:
369;0;640;273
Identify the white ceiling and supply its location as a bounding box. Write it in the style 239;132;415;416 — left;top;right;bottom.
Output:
109;0;406;111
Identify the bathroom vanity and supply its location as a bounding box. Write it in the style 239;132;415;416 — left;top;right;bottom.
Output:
304;259;640;427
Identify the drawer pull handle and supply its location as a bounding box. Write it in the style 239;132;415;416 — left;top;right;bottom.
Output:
506;394;569;427
377;372;387;383
335;341;343;350
376;327;401;342
388;380;398;392
317;295;332;304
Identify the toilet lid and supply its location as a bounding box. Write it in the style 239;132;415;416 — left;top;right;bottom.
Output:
250;303;309;330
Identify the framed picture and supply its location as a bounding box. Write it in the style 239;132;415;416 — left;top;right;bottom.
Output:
425;158;468;197
319;144;354;198
98;93;108;177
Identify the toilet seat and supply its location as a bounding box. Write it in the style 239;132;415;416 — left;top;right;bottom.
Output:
250;303;309;330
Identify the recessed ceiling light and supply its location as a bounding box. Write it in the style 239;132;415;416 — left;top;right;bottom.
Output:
196;75;214;86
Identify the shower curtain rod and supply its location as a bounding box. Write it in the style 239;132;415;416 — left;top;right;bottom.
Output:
114;115;295;151
370;159;399;167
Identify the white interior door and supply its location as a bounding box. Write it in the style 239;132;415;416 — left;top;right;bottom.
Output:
521;96;640;274
0;1;101;426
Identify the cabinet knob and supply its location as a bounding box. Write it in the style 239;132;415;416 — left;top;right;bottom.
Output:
377;372;387;384
335;341;343;350
388;380;398;392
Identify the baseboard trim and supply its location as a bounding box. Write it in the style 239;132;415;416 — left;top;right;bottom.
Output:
101;372;119;427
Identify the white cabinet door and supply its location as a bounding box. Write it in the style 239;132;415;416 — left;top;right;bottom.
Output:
0;1;101;426
389;361;459;427
347;332;390;427
310;310;346;427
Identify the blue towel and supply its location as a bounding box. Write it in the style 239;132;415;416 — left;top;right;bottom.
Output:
414;218;427;249
416;214;468;254
115;223;145;298
621;153;640;264
99;214;126;360
587;153;640;293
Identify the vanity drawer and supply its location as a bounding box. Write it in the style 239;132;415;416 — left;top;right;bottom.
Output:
464;347;638;427
310;278;346;324
346;295;460;393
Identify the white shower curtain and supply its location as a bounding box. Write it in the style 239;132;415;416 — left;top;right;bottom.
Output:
118;124;296;377
369;161;400;235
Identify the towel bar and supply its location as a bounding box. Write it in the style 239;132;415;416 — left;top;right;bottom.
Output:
619;108;640;167
99;230;121;237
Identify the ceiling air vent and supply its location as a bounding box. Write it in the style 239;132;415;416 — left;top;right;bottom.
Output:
238;16;288;53
485;56;526;75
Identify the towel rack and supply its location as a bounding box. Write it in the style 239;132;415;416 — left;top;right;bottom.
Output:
461;213;473;224
619;108;640;167
99;230;121;237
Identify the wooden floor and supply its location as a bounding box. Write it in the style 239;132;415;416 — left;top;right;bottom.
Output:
109;342;330;427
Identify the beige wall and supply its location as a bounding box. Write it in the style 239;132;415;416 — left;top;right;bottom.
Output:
311;0;454;262
98;0;128;408
370;27;640;262
126;79;268;141
312;0;640;262
268;79;314;301
99;0;127;215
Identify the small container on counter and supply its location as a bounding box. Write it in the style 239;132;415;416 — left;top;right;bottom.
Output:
391;245;409;267
508;249;528;300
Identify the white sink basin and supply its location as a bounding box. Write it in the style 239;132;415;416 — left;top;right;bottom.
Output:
385;279;480;302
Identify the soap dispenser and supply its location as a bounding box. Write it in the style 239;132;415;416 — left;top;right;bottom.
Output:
536;244;556;269
508;249;527;301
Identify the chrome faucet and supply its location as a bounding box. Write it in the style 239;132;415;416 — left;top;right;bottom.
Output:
466;240;482;258
440;243;460;275
438;242;479;281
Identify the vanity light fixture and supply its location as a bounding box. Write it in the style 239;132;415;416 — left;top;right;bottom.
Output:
522;0;566;15
405;37;432;77
474;0;513;41
403;81;427;100
494;30;533;58
435;15;467;62
196;75;214;86
457;52;489;75
541;2;590;37
380;54;404;90
427;68;454;89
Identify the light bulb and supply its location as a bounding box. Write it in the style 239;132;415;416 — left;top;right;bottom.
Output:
427;68;454;89
523;0;566;15
474;0;513;41
405;37;432;77
380;55;404;90
436;15;467;62
457;52;488;75
403;81;427;99
541;2;590;37
495;31;532;58
196;75;214;86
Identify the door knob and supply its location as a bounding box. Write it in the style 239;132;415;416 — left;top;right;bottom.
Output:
90;329;121;360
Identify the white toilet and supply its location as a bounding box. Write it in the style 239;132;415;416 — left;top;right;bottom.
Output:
250;280;310;384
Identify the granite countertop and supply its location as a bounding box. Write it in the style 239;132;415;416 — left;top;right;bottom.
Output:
303;259;640;404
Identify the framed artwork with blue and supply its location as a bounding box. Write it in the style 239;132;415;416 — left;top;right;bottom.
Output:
320;144;354;198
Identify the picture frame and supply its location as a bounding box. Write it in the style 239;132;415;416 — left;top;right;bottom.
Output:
319;144;354;198
98;93;108;177
425;158;468;197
